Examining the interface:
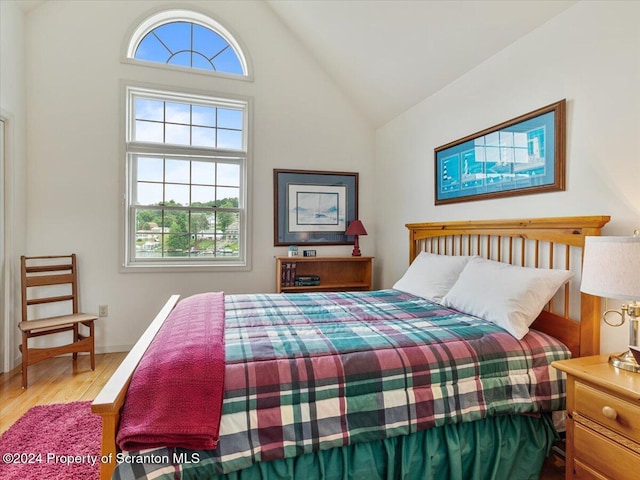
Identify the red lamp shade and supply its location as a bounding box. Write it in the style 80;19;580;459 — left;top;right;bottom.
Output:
345;220;367;236
345;220;367;256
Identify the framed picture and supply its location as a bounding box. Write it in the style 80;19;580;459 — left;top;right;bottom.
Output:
274;169;358;246
434;99;566;205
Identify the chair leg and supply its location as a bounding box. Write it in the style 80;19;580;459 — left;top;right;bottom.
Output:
73;324;79;361
21;332;28;389
90;321;95;371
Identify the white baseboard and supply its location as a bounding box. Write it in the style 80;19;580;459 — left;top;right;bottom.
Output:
96;345;132;354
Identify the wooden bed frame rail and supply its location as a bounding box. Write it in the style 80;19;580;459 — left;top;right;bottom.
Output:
91;295;180;480
92;215;610;480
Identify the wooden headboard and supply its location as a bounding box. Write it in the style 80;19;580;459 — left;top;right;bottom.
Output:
406;215;610;358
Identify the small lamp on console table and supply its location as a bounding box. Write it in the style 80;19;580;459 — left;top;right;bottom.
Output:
345;220;367;257
581;235;640;373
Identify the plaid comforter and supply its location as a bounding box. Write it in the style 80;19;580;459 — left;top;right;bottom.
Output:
115;289;570;478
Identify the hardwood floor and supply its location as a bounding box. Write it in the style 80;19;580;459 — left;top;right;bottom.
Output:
541;443;566;480
0;352;126;435
0;352;566;479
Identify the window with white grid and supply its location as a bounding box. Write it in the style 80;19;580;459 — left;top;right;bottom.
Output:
124;85;248;268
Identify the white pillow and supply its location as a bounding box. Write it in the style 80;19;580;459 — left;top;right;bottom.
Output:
441;257;574;339
393;252;473;302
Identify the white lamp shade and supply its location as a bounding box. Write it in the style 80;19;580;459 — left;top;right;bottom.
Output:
581;236;640;300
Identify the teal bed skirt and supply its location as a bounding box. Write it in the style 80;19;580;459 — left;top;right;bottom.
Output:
179;413;558;480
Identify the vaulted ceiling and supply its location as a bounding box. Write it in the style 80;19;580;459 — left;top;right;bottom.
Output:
17;0;578;127
267;0;577;126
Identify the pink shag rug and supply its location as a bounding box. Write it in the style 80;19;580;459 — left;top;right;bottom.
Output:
0;401;101;480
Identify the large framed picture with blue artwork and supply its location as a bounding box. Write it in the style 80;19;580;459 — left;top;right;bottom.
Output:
435;99;566;205
274;169;358;246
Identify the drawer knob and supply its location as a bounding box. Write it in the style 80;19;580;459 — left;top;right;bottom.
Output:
602;406;617;420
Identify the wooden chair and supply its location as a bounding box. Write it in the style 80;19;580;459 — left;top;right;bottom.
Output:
19;254;97;388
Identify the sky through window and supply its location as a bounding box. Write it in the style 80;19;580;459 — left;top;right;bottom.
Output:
134;21;244;75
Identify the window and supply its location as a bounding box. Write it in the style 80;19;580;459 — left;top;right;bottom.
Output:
124;9;251;269
126;10;249;77
124;85;248;268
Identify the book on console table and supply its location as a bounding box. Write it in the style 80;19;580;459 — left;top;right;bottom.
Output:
294;275;320;286
281;262;298;287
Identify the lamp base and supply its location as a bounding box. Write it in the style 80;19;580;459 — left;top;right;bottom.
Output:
351;235;362;256
609;350;640;373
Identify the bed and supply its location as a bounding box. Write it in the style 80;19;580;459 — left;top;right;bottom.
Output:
92;215;610;480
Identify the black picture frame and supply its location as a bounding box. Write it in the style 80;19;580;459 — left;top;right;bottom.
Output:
435;100;566;205
274;169;359;246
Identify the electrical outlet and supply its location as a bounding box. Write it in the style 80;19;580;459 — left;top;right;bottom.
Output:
98;305;109;317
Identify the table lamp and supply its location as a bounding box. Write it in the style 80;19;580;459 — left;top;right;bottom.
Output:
345;220;367;257
581;235;640;373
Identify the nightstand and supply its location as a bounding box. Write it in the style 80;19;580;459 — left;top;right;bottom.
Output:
552;355;640;479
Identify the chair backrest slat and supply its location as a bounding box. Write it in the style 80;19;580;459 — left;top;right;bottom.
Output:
26;295;75;306
25;263;73;274
25;273;75;288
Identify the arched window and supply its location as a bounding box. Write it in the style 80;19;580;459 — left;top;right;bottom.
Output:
127;10;249;77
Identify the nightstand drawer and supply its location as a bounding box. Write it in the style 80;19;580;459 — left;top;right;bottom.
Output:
574;422;640;480
574;460;609;480
575;381;640;443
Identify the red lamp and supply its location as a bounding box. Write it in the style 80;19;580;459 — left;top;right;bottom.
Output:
345;220;367;256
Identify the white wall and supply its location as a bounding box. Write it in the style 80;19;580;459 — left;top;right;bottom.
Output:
13;0;639;362
22;0;374;355
0;1;28;371
375;0;640;354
